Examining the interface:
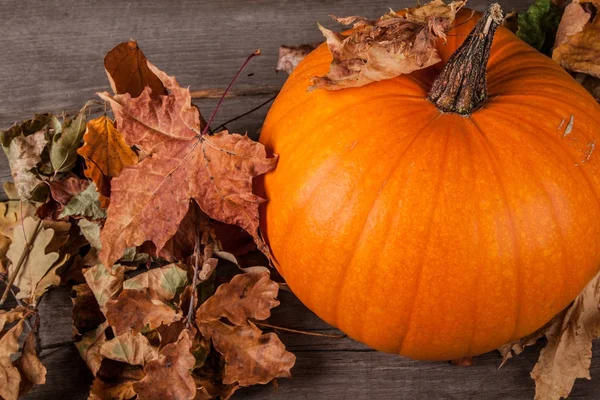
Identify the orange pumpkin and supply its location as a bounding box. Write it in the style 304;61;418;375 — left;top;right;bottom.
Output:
258;7;600;360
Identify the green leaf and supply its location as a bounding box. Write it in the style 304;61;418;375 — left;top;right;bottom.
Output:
59;183;106;219
516;0;563;55
50;104;88;173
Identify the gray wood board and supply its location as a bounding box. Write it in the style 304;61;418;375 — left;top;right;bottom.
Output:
2;0;595;399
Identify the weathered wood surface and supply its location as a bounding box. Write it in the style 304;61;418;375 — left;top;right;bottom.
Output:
2;0;599;399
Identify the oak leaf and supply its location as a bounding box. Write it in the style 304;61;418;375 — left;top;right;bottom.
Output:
84;263;127;312
7;216;59;302
100;331;159;366
105;289;181;335
311;0;465;90
133;329;196;400
77;116;138;207
198;272;279;325
74;322;108;376
0;317;24;400
104;41;168;98
530;272;600;400
122;263;188;302
552;0;600;77
14;329;47;395
97;62;277;267
199;321;295;386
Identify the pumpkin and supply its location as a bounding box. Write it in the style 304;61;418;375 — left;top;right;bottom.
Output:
257;6;600;360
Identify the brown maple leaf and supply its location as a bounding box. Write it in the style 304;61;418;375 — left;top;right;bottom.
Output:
104;40;168;98
553;0;600;78
133;329;196;399
77;116;138;207
105;289;181;335
311;0;466;90
97;62;276;267
198;272;279;325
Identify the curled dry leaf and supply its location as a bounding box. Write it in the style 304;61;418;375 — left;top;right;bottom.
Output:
84;263;126;312
97;62;277;267
77;116;138;207
74;322;108;376
1;130;47;199
531;272;600;400
310;0;465;90
104;40;168;98
0;317;25;400
100;331;159;366
552;0;600;77
89;376;137;400
14;329;47;396
198;271;279;325
133;329;196;400
7;216;59;302
122;263;188;302
105;289;181;335
199;321;295;387
276;43;320;74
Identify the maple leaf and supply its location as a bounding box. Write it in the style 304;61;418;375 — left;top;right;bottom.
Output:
552;0;600;78
0;316;24;400
14;328;47;396
199;321;295;386
105;289;181;335
74;322;108;376
100;331;159;366
97;62;277;267
6;216;59;303
311;0;465;90
83;263;126;312
77;116;138;208
198;272;279;325
104;41;168;98
133;329;197;400
276;43;320;74
122;263;188;302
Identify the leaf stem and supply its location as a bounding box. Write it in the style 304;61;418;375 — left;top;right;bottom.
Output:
201;49;261;135
186;232;201;327
253;321;347;338
213;94;277;133
0;218;43;306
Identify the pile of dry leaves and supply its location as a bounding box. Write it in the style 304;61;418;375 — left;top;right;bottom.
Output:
0;41;294;399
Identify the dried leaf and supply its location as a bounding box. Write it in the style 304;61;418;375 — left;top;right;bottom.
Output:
0;307;25;332
575;73;600;101
77;115;138;207
74;322;108;376
0;318;24;400
199;321;295;386
97;62;276;267
552;0;600;78
276;43;320;74
104;41;168;98
105;289;181;335
310;0;465;90
1;130;47;199
133;329;196;399
531;272;600;400
89;377;137;400
83;263;126;312
100;331;158;366
7;216;59;301
0;200;37;240
34;255;68;300
50;104;88;173
0;114;58;147
516;0;563;54
58;182;107;220
78;219;102;251
14;329;47;395
122;263;188;302
198;272;279;325
72;284;106;336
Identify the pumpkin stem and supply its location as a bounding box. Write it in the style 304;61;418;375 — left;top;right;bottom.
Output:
427;4;503;115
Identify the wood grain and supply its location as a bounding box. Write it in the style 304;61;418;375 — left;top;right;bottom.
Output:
1;0;597;399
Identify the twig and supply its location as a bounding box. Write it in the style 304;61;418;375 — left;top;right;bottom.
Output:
253;321;347;338
0;218;43;305
186;233;201;327
190;85;280;99
213;94;277;133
